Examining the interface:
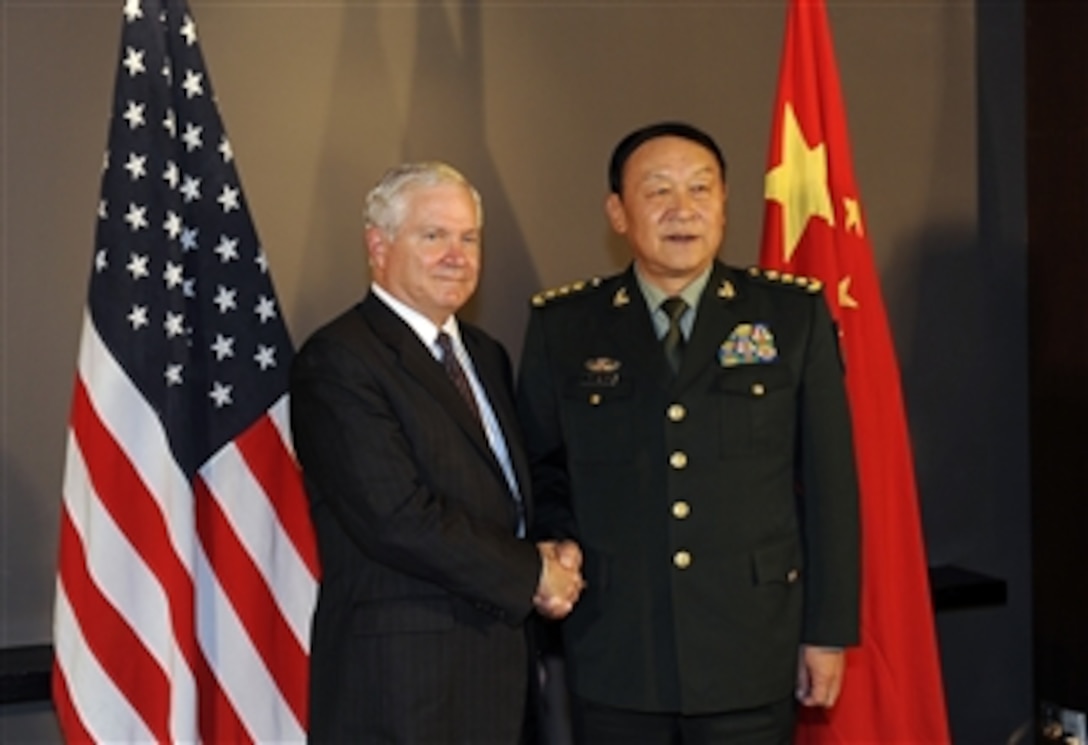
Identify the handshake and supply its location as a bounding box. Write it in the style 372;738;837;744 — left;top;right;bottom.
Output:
533;540;586;619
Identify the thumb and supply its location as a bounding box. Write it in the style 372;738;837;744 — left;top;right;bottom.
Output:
557;541;582;570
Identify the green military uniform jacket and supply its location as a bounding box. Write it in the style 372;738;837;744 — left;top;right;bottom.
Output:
517;261;860;714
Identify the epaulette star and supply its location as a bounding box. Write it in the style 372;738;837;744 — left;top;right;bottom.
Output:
531;276;602;307
746;265;823;294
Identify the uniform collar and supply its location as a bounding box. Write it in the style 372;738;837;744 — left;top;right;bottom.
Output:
632;264;712;314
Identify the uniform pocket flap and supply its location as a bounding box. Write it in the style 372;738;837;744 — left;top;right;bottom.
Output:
712;364;793;395
752;540;803;586
353;596;456;636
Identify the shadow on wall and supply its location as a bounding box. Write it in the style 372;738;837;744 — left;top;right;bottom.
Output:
878;2;1030;739
2;448;61;645
286;2;656;359
291;2;543;359
885;221;989;562
884;219;1032;745
289;5;395;345
399;1;539;359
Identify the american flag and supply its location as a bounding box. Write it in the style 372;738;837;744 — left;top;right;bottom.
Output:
52;0;319;741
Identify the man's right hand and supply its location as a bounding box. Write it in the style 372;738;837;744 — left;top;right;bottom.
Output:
534;540;585;619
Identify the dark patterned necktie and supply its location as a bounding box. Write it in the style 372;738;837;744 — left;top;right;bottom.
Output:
661;296;688;375
436;331;481;423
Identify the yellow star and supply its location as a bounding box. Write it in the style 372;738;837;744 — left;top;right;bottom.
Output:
838;276;859;309
764;102;835;262
844;197;864;236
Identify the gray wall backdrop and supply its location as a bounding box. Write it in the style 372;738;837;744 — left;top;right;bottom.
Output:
1;0;1030;742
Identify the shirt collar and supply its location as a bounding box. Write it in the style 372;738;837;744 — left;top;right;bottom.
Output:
370;282;462;356
633;264;712;315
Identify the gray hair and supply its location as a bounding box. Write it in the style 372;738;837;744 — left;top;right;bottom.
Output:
364;161;484;237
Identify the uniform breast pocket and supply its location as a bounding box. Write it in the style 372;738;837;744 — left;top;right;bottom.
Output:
713;364;795;456
562;375;637;463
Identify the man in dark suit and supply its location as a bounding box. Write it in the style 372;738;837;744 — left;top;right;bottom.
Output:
290;162;584;744
517;123;861;744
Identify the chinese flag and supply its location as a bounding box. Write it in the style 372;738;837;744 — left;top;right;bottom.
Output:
759;0;951;742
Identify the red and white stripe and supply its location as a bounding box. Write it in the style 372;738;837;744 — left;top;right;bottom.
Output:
53;313;319;743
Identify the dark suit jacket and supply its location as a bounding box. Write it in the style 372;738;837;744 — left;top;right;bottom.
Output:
290;293;541;743
517;261;860;715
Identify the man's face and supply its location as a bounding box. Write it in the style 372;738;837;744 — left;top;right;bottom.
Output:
368;182;481;325
606;136;727;291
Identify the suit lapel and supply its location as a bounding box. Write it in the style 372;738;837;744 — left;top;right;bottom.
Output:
358;296;496;464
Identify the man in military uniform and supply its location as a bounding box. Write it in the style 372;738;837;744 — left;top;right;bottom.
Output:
516;122;860;744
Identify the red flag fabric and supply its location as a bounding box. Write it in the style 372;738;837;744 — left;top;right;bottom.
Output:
52;1;319;741
759;1;951;742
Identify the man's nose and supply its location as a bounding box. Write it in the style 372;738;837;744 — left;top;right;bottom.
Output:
441;238;471;263
661;190;696;219
669;190;698;218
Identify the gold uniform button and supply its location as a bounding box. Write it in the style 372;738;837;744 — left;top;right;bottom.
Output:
589;393;602;406
786;568;800;583
673;550;692;569
669;451;688;469
751;383;766;397
672;501;690;519
667;403;686;422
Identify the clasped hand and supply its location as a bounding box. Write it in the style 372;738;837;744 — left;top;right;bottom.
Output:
534;540;585;619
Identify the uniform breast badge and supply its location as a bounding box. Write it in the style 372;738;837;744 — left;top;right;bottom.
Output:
718;323;778;367
583;357;621;386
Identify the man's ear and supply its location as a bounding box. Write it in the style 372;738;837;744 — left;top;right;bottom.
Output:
365;226;387;271
605;193;627;234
